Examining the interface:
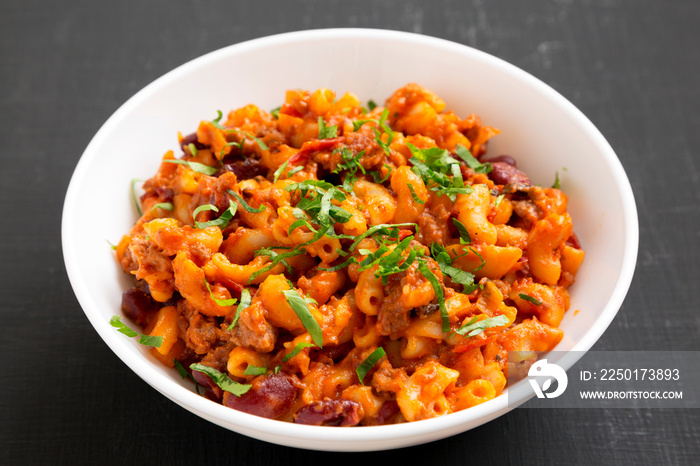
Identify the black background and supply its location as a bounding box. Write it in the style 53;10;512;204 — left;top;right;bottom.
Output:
2;0;698;464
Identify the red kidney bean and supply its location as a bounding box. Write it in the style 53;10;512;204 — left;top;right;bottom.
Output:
315;341;354;363
566;232;582;249
121;288;159;326
293;399;363;426
224;374;298;420
372;400;401;426
192;370;224;400
489;162;531;186
179;132;206;151
482;154;517;166
216;157;267;179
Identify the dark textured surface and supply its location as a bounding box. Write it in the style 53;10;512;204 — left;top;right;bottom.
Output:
1;0;698;464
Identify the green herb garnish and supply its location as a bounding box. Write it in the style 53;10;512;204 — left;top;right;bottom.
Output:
227;189;265;213
281;342;315;363
417;260;450;332
150;202;174;212
453;314;510;337
228;288;251;330
163;159;218;176
281;289;323;347
452;217;472;244
552;171;560;189
130;178;143;216
210;111;268;151
494;193;505;208
454;144;492;174
192;200;237;229
247;247;306;283
109;315;163;348
204;280;237;307
519;293;543;306
318;117;338;139
356;347;386;385
187;143;198;157
407;143;473;201
189;363;251;396
407;184;426;204
429;243;477;294
243;365;267;376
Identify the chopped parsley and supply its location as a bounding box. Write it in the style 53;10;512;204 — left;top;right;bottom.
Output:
227;189;265;213
519;293;543;306
282;289;323;347
109;315;163;348
130;178;143;216
332;147;366;192
150;202;174;212
356;347;386;385
407;143;474;201
210;110;268;151
247;247;306;283
243;365;267;376
281;342;315;363
452;218;472;244
192;200;238;229
429;243;478;294
204;280;237;307
417;260;450;332
163;159;218;176
189;363;251;396
318;117;338;139
407;184;426;204
453;314;510;337
228;288;252;330
454;144;492;174
187;143;198;157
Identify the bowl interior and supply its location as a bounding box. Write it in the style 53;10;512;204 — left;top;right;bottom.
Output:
62;29;637;451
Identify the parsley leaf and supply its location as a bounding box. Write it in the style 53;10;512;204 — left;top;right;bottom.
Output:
227;189;265;213
150;202;174;212
519;293;543;305
429;243;477;294
552;171;560;189
204;280;237;307
454;144;492;174
453;314;510;337
407;143;473;201
130;178;143;216
193;200;238;229
417;260;450;333
452;218;472;244
109;315;163;348
228;288;251;330
243;365;267;376
189;363;251;396
281;342;315;363
247;248;306;283
318;117;338;139
282;289;323;347
407;184;426;204
163;159;218;176
356;347;386;385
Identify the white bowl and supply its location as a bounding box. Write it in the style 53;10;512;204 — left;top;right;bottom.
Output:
62;29;638;451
